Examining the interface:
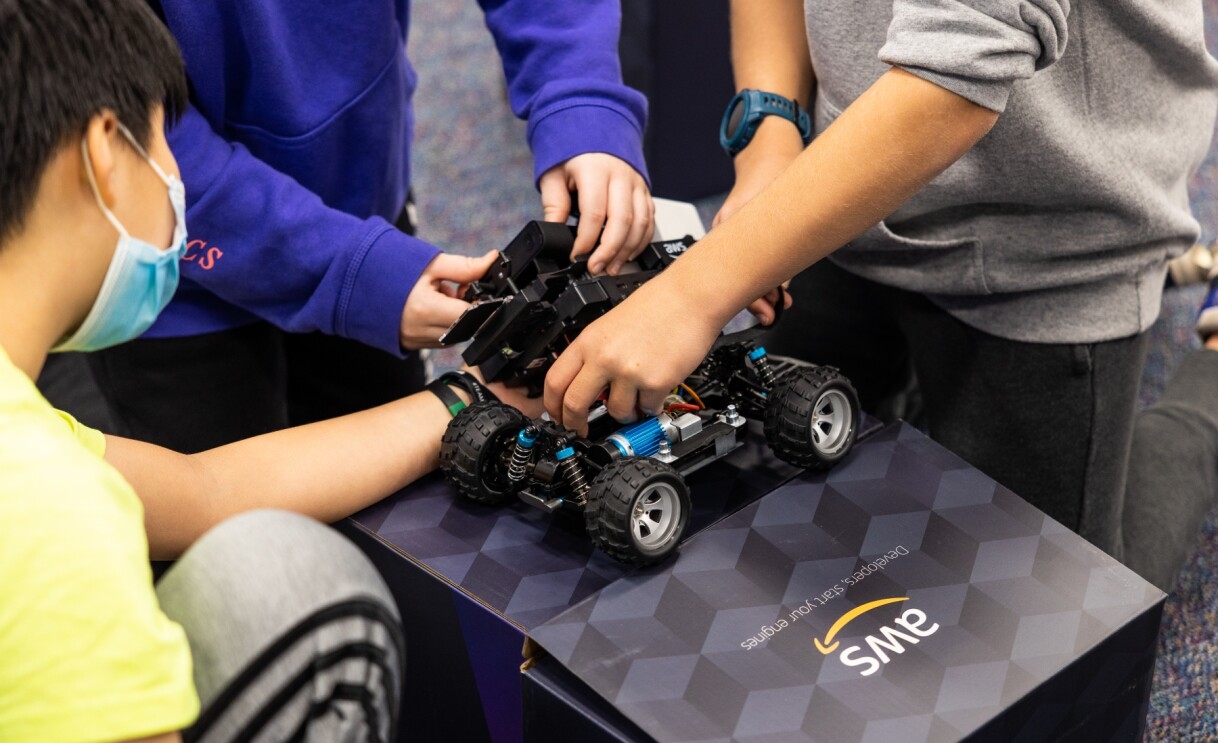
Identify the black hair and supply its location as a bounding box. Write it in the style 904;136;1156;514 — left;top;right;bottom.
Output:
0;0;188;243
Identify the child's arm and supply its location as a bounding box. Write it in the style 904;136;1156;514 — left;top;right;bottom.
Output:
713;0;815;323
104;385;539;559
162;108;447;355
544;68;1000;434
714;0;815;230
479;0;651;272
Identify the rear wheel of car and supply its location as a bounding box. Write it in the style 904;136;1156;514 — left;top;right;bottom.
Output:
764;366;859;469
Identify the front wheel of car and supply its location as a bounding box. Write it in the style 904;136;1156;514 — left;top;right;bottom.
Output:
439;402;528;505
585;457;690;565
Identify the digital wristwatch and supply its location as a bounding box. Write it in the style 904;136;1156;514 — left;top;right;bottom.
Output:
719;89;813;158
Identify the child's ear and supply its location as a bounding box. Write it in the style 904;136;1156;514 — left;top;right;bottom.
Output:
81;111;120;209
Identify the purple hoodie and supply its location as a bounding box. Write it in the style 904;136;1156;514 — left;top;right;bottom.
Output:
146;0;649;355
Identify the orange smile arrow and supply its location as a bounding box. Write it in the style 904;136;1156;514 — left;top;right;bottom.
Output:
814;597;910;654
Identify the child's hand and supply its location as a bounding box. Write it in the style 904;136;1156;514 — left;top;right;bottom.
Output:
400;251;497;350
543;284;720;436
539;153;653;276
746;282;793;326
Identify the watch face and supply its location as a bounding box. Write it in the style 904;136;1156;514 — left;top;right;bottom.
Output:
725;95;746;139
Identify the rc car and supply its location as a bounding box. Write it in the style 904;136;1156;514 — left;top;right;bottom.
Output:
438;221;860;565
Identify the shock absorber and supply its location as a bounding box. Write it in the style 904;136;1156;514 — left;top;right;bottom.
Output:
507;426;538;483
555;444;590;504
749;345;777;388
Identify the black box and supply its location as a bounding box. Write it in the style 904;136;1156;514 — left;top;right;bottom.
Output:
525;423;1165;742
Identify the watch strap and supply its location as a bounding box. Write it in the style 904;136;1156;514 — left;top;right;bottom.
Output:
754;92;802;126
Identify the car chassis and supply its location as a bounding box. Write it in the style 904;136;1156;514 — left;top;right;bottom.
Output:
439;221;860;565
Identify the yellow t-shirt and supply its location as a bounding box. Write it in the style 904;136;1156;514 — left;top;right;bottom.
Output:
0;348;198;742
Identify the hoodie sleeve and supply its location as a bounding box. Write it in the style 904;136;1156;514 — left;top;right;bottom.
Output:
878;0;1071;112
477;0;650;185
167;106;439;356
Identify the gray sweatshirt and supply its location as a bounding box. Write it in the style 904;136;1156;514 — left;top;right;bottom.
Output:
805;0;1218;342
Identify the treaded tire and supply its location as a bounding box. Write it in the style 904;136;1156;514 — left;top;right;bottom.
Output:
585;457;690;565
439;401;528;504
764;366;859;469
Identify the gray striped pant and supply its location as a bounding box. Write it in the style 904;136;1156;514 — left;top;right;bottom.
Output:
157;510;404;743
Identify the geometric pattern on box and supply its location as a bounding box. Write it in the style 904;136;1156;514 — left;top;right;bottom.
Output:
530;423;1164;742
350;420;820;629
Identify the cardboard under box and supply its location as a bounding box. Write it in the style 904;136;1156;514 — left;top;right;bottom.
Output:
524;422;1166;742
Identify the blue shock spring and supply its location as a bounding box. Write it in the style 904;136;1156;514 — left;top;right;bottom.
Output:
507;426;538;483
555;445;590;502
749;345;776;387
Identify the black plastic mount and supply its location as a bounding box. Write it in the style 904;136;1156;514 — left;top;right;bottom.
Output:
440;221;695;391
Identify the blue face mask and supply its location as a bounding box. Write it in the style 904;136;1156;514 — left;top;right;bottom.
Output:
52;123;187;353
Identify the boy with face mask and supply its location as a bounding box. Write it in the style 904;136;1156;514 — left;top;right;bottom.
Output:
0;1;538;740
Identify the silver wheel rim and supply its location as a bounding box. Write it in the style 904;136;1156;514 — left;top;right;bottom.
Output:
632;482;681;551
809;389;852;455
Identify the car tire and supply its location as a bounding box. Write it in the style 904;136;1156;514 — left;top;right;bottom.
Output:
585;457;690;565
440;401;528;505
764;366;859;469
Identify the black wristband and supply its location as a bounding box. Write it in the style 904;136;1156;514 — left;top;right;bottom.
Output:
440;370;498;404
426;370;499;417
426;378;468;417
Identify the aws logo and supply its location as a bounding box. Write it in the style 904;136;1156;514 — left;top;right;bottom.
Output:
658;239;689;256
815;597;940;677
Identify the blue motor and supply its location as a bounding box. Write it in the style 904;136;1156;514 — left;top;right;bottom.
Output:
606;416;668;458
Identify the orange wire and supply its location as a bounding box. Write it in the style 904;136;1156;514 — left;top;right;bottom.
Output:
678;383;705;409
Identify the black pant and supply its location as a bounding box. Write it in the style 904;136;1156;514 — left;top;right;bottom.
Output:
87;324;425;454
766;259;1148;556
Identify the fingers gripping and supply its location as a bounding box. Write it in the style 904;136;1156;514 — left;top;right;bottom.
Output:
540;169;573;224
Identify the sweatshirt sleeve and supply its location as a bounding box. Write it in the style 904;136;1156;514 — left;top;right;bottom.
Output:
167;106;440;356
477;0;650;185
878;0;1071;112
